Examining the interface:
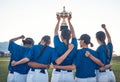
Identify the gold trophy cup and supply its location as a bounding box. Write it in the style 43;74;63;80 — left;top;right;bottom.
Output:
56;6;72;31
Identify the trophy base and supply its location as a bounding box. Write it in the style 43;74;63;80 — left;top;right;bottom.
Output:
60;26;68;31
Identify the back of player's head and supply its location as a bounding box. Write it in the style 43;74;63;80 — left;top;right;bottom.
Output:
78;34;93;47
41;35;50;45
22;37;34;46
61;29;71;40
60;26;68;31
96;31;106;42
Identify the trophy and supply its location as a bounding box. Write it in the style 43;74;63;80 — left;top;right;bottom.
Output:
56;6;72;31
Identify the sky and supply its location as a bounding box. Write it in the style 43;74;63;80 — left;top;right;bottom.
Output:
0;0;120;55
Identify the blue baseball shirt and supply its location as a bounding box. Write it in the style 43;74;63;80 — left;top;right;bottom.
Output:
54;35;77;65
96;42;113;69
25;44;58;70
8;40;31;74
74;48;98;78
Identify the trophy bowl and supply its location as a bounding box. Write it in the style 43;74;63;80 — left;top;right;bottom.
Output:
56;6;72;31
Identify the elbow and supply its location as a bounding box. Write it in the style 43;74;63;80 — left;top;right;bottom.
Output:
55;58;63;65
24;58;30;62
55;60;61;65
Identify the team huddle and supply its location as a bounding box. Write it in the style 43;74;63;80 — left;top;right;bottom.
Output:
7;15;116;82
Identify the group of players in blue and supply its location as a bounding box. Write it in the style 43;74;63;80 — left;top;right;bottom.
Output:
7;14;116;82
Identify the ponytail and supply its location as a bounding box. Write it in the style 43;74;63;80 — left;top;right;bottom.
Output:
37;35;50;59
103;41;110;56
37;44;47;59
90;42;93;47
103;41;110;64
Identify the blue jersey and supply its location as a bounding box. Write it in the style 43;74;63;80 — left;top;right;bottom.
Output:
8;40;31;74
96;42;113;69
74;48;98;78
25;44;57;69
54;36;77;65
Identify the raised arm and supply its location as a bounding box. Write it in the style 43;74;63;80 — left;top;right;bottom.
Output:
10;35;25;41
67;15;76;38
101;24;111;43
55;44;74;65
54;15;61;36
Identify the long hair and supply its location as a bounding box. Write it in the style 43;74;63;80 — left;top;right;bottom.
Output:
37;35;50;59
61;29;71;48
96;31;110;63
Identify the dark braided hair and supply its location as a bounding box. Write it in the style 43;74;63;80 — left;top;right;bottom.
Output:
96;31;110;63
37;35;50;59
61;29;71;48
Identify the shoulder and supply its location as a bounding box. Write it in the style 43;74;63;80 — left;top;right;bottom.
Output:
30;44;42;50
96;45;104;51
46;46;54;50
84;48;98;58
89;48;97;55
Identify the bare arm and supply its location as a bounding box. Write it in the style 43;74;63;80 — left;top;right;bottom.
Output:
54;15;61;36
11;57;30;66
55;44;74;65
100;63;112;71
101;24;111;42
67;15;76;38
86;51;112;71
10;35;25;41
53;64;76;70
28;62;49;68
85;51;104;67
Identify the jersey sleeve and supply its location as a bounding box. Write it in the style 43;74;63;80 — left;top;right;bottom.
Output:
71;38;78;50
54;35;61;47
8;40;22;55
107;42;113;62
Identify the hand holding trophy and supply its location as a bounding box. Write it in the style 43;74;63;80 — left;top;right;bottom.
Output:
56;6;72;31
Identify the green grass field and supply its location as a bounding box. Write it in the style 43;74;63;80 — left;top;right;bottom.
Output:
0;56;120;82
